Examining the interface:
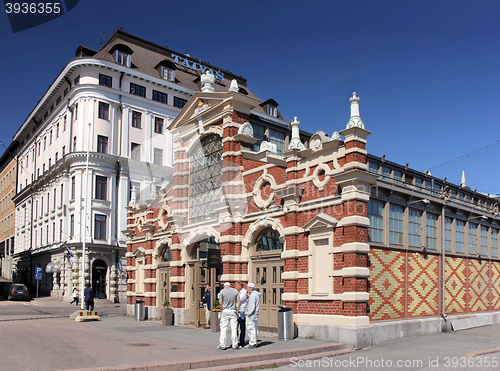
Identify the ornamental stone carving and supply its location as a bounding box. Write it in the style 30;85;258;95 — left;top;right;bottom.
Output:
238;122;254;137
346;92;365;129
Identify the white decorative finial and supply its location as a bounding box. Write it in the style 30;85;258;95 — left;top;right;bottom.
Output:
201;70;215;93
461;171;466;188
288;117;305;151
229;79;239;92
346;92;364;129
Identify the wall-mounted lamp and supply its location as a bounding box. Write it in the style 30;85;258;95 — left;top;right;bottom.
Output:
468;215;488;221
407;199;430;206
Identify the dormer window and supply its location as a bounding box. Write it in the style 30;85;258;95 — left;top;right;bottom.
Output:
161;66;175;82
267;105;277;117
116;50;131;67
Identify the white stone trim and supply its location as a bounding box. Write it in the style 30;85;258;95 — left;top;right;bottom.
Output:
282;293;299;301
332;267;370;277
221;255;250;263
169;261;184;267
343;162;368;171
294;314;369;327
219;235;243;244
335;292;369;302
333;242;370;253
340;191;370;202
338;216;370;227
170;292;186;298
281;271;299;280
170;276;186;282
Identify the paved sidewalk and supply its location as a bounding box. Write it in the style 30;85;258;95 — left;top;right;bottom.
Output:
0;297;344;371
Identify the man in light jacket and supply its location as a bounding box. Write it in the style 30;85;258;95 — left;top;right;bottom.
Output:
218;282;239;350
245;282;261;349
235;281;247;347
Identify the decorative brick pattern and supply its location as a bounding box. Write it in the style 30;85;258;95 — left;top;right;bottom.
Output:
445;257;466;314
407;254;439;317
468;259;490;312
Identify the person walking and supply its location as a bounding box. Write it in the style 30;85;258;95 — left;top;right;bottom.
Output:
202;284;211;329
235;281;247;348
217;282;239;350
94;280;101;299
245;282;261;349
69;287;79;306
84;283;94;311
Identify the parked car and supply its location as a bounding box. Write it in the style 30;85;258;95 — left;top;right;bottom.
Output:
6;284;29;301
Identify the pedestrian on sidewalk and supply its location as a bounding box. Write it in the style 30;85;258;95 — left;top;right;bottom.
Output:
245;282;261;349
84;283;94;311
218;282;239;350
235;281;247;347
202;284;211;328
69;287;79;306
94;280;101;299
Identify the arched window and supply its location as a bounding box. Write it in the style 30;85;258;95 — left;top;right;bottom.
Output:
189;135;222;223
256;230;283;251
163;247;172;262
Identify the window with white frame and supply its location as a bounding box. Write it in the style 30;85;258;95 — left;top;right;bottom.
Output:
368;162;379;174
161;66;175;81
394;170;403;185
94;214;106;240
389;205;403;245
408;209;422;247
426;213;438;249
468;223;477;254
444;217;452;252
116;50;131;67
131;143;140;161
154;148;163;166
382;166;391;181
480;226;488;256
269;129;285;155
368;200;384;243
252;124;266;152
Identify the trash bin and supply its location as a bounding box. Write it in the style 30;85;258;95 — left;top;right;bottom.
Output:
278;305;294;341
135;299;145;321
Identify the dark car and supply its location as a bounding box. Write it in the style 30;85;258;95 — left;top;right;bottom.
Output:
6;284;30;301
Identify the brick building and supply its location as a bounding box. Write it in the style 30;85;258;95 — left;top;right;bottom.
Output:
125;80;500;347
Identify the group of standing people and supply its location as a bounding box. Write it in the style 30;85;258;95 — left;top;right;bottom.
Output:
213;281;261;350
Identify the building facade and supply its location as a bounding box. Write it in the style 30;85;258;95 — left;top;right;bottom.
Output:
0;141;18;280
11;30;255;302
125;85;500;347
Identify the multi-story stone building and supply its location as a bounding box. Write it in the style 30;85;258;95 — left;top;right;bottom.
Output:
11;29;255;302
125;84;500;347
0;141;18;280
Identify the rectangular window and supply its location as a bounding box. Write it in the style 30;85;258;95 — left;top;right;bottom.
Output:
131;143;140;161
60;184;64;205
382;166;391;180
267;105;277;117
55;152;58;162
154;148;163;166
62;146;66;156
368;200;384;243
63;116;66;131
98;102;109;120
433;183;441;196
70;215;74;237
480;226;488;256
161;66;175;81
131;111;142;128
71;176;75;199
74;103;78;121
253;124;266;152
492;229;498;258
368;162;379;174
53;188;57;209
94;214;106;240
153;90;168;104
74;75;80;86
95;176;107;200
408;209;422;247
469;223;477;254
154;117;164;134
116;50;130;66
59;219;63;241
52;222;55;242
130;83;146;98
394;170;403;185
426;213;438;249
269;129;285;155
99;74;112;88
389;205;403;245
97;135;108;154
49;130;52;145
424;180;432;194
173;96;187;108
456;220;465;253
444;217;452;252
56;123;59;138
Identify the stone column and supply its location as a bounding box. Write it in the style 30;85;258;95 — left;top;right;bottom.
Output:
121;105;130;157
145;111;152;163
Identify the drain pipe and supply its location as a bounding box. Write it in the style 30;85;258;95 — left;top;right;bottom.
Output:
441;204;447;327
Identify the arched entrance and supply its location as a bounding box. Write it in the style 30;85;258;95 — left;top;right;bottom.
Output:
251;229;285;330
188;237;221;326
92;259;107;299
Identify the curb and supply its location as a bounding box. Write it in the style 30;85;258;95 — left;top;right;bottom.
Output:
68;343;346;371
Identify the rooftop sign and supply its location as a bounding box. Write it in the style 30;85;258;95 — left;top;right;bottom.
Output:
171;53;224;80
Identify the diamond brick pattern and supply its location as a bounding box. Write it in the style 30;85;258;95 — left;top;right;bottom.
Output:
468;260;489;312
407;254;439;317
445;258;467;314
492;263;500;310
368;249;405;320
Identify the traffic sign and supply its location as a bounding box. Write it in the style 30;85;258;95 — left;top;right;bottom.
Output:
118;260;122;272
35;267;42;280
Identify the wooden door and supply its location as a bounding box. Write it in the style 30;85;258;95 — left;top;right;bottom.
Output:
157;267;170;308
253;259;284;330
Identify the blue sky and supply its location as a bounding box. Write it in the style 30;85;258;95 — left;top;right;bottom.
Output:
1;0;499;192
